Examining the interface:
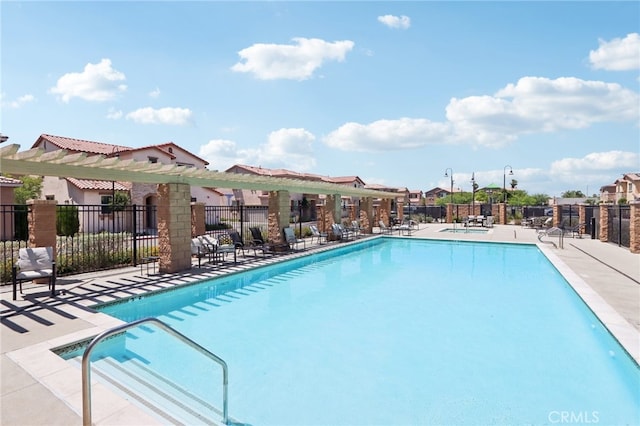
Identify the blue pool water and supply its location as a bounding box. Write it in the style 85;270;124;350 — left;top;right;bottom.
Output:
70;239;639;425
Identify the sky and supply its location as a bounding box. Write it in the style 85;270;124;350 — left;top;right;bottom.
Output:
1;1;639;197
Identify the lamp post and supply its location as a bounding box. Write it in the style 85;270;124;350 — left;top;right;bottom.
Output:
444;168;453;205
471;172;476;214
503;165;513;204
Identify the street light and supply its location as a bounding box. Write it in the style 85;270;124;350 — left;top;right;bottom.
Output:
444;168;453;205
503;165;513;204
471;172;476;213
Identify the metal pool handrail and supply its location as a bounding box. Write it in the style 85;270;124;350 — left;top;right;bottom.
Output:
81;317;229;426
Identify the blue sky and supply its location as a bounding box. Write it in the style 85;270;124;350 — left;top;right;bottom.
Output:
2;1;639;197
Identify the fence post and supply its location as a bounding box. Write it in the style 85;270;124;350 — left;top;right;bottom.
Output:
132;204;138;266
630;202;640;254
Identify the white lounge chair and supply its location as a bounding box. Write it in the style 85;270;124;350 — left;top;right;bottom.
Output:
12;247;56;300
309;225;328;244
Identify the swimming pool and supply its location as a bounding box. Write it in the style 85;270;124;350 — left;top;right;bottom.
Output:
60;238;640;425
439;227;489;234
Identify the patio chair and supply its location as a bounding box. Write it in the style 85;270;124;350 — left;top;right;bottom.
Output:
12;247;56;300
378;220;392;235
249;227;272;256
192;237;213;267
283;227;306;251
227;230;245;256
309;225;328;244
332;223;354;241
217;233;238;263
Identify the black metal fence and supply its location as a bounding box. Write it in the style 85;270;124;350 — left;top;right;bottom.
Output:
607;205;630;248
204;205;270;243
1;204;158;283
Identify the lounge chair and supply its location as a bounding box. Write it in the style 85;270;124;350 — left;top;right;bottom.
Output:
350;221;363;237
332;223;354;241
283;227;306;251
249;227;272;256
192;237;213;267
227;230;245;256
12;246;56;300
309;225;328;244
378;220;392;235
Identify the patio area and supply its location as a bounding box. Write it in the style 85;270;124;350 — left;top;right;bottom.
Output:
1;225;639;425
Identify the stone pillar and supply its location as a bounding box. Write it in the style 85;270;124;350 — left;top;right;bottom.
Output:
348;204;356;223
379;198;391;226
578;204;586;227
157;183;192;273
553;205;562;228
397;199;404;223
27;199;57;254
268;190;289;244
498;203;507;225
599;205;609;242
629;202;640;254
359;197;373;234
317;204;328;233
191;202;205;237
446;204;453;223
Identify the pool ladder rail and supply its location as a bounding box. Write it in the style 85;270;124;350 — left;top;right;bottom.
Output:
81;317;229;426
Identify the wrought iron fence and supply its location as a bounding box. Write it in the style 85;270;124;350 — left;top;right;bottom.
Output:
1;204;158;284
204;205;270;243
607;205;630;248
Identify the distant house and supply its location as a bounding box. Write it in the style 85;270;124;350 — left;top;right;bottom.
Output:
408;190;423;204
29;134;225;233
0;176;23;240
424;187;451;205
225;164;368;212
600;173;640;204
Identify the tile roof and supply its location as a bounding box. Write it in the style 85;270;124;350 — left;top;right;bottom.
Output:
35;134;131;156
0;176;23;186
66;178;129;191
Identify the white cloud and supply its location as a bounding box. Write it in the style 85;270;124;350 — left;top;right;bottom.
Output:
1;93;35;109
589;33;640;71
125;107;193;125
231;37;354;80
106;108;123;120
550;150;639;174
377;14;411;30
149;87;161;98
199;128;317;171
324;118;451;152
324;76;639;151
49;59;127;102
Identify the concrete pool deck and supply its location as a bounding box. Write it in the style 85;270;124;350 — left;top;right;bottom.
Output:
1;224;639;425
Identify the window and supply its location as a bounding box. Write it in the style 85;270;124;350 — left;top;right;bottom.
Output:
45;195;55;200
101;195;113;214
148;156;158;163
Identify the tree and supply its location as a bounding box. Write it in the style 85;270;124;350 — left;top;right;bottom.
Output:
11;175;43;204
561;190;585;198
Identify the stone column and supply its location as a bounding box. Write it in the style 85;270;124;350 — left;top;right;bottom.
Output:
629;202;639;254
268;190;289;244
599;205;609;242
27;199;57;254
578;204;586;227
157;183;192;273
446;204;453;223
397;199;404;223
552;205;562;228
359;197;373;234
379;198;391;226
191;202;205;237
349;204;356;223
498;203;507;225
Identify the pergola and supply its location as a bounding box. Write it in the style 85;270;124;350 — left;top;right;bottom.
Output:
0;144;398;199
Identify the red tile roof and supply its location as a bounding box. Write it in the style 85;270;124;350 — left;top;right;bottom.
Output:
67;178;129;191
34;134;131;156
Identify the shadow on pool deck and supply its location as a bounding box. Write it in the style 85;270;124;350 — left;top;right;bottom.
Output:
1;225;638;425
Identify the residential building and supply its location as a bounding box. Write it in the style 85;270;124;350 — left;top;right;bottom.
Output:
600;173;640;203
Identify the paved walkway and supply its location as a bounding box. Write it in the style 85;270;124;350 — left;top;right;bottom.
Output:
1;224;638;425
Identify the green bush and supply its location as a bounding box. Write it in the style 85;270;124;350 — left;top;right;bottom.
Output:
57;205;80;236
